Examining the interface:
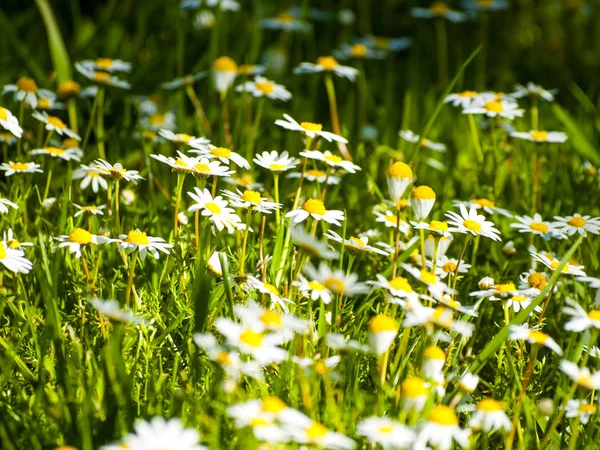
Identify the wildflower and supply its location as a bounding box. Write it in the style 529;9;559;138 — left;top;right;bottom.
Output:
411;2;467;22
254;150;299;173
386;162;413;203
57;80;81;100
401;377;430;412
294;275;333;304
357;35;411;52
498;294;541;314
191;157;235;178
141;111;176;131
445;205;501;241
425;234;453;259
212;56;238;93
532;252;586;276
236;75;292;101
414;405;471;450
275;114;348;143
287;170;341;185
75;63;131;89
462;98;524;120
300;150;361;173
553;214;600;236
74;204;106;217
444;90;479;108
90;298;149;325
423;346;446;380
510;213;559;239
368;315;398;355
187;188;243;233
54;228;111;258
283;416;356;449
290;226;339;260
234;303;309;334
0;132;17;145
91;159;144;183
36;91;65;111
509;82;557;102
0;241;33;274
295;56;359;82
2;77;56;108
374;210;411;235
470;281;520;300
72;164;109;192
468;399;512;433
509;324;563;355
79;58;131;73
325;230;390;256
357;417;416;449
563;299;600;331
261;11;311;32
401;264;456;295
334;42;387;61
30;147;83;162
30;111;79;140
429;256;470;280
566;400;597;424
286;198;345;226
410;186;436;220
519;269;548;295
224;173;263;191
452;198;512;217
560;361;600;389
0;161;42;176
462;0;510;12
403;303;474;337
304;263;369;297
227;397;293;443
399;130;447;152
158;129;210;148
510;130;568;143
192;145;250;168
368;274;420;303
245;276;293;312
222;189;281;214
151;151;201;174
117;230;173;260
3;229;33;251
458;372;479;393
326;333;368;352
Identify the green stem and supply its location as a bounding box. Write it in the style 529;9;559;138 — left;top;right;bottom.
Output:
247;97;265;160
173;173;185;242
82;93;99;151
42;160;55;201
324;74;351;160
238;210;253;275
125;251;139;309
468;114;484;163
451;234;471;296
96;86;106;159
273;173;280;226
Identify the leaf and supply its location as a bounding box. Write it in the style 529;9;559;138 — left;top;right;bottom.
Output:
552;104;600;166
35;0;72;83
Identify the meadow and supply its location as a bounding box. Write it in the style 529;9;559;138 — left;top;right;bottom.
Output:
1;0;600;449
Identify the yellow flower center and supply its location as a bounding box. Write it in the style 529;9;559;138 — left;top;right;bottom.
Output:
262;396;286;413
62;138;78;149
260;310;282;328
478;0;493;6
530;222;549;233
94;71;111;82
251;417;269;427
306;422;328;439
369;315;398;333
316;56;339;71
57;80;81;98
484;101;504;112
430;221;448;232
458;90;478;98
349;236;366;246
315;361;327;375
216;351;232;366
385;215;399;225
194;163;211;173
240;329;263;347
411;185;436;200
424;346;445;360
420;269;437;285
305;169;326;177
276;12;296;22
588;310;600;322
473;198;494;208
568;216;586;228
324;277;345;293
7;239;20;249
479;398;503;412
204;202;222;214
431;2;450;15
16;77;38;92
386;161;413;179
402;377;428;398
530;131;548;141
432;306;453;327
302;199;326;215
149;113;165;126
463;219;482;233
389;276;412;292
308;281;325;291
379;426;393;434
428;405;459;426
442;261;457;273
350;44;368;57
510;295;527;304
0;244;6;260
213;56;238;72
580;403;597;414
263;283;280;296
174;158;188;167
550;260;570;273
46;116;67;130
38;98;51;109
324;154;342;164
528;272;547;289
46;147;65;156
300;121;323;132
237;64;255;75
269;163;287;171
125;230;150;245
0;108;7;120
529;330;549;344
96;58;114;69
495;282;516;293
9;162;29;171
173;133;193;143
255;81;275;94
242;190;262;204
68;228;93;245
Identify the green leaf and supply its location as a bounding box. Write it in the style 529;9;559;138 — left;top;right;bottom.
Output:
552;104;600;166
35;0;72;83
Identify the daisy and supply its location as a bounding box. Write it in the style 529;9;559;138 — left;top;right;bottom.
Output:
274;114;348;143
560;361;600;390
3;77;57;109
444;90;479;108
369;274;420;303
36;91;65;111
0;198;18;214
462;0;510;12
150;151;200;174
290;226;340;260
30;147;83;162
245;276;293;312
283;416;356;449
401;377;430;412
294;275;333;304
368;315;399;355
31;111;80;140
141;111;176;131
224;173;263;191
563;299;600;331
385;162;413;203
452;198;512;217
357;35;411;52
78;58;132;73
304;263;369;297
236;75;292;101
0;161;42;176
0;241;33;274
510;213;559;239
399;130;447;152
113;417;206;450
190;157;234;178
430;294;478;317
299;150;361;173
401;264;456;295
423;345;446;381
519;269;548;295
410;186;436;220
73;204;106;217
261;11;311;32
75;63;131;89
0;132;17;145
357;417;416;449
3;229;33;251
287;170;341;185
54;228;111;258
254;150;299;173
414;405;471;450
160;72;207;90
429;257;470;280
157;129;210;148
117;230;173;260
294;56;359;82
445;205;501;241
191;145;250;168
286;198;345;226
90;298;149;325
509;324;563;355
403;303;474;337
72;164;109;192
227;398;292;444
0;107;23;138
214;317;291;365
566;400;597;424
234;303;309;334
212;56;238;93
411;2;467;22
56;80;82;100
326;333;368;352
468;399;512;433
532;252;586;277
374;210;411;235
553;214;600;236
221;189;281;214
462;98;524;120
324;230;390;256
91;159;144;183
458;372;480;394
497;294;541;314
187;188;243;233
510;130;568;143
470;281;520;300
509;82;557;102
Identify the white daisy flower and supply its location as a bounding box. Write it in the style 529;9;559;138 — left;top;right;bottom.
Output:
462;98;524;120
234;303;309;334
30;146;83;161
91;159;144;184
212;56;238;93
368;315;399;355
150;151;201;174
299;149;361;173
2;77;52;108
566;400;597;424
368;274;420;303
334;42;387;60
287;169;341;185
411;2;467;22
36;90;65;111
254;150;299;173
401;264;456;295
290;226;340;260
324;230;390;256
75;63;131;89
140;111;176;131
518;269;548;295
452;198;512;217
0;161;42;176
274;114;348;143
385;162;413;203
54;228;111;258
445;205;502;241
509;82;557;102
560;361;600;390
375;210;411;235
227;397;294;443
403;303;474;337
190;157;235;178
294;55;359;81
3;229;33;251
470;281;520;300
0;241;33;274
304;262;369;297
158;129;211;148
0;131;17;144
510;130;567;143
191;145;250;168
553;214;600;236
221;189;281;214
74;204;106;217
399;130;447;152
90;298;149;325
496;294;541;314
236;75;292;101
117;229;173;260
79;58;131;73
31;111;80;140
468;399;512;433
509;324;563;355
410;186;436;220
245;276;294;312
286;198;345;226
414;405;471;450
444;90;479;108
532;252;586;277
112;417;206;450
462;0;509;12
563;298;600;332
458;372;480;393
187;188;243;234
357;417;416;449
428;256;470;280
261;11;311;32
510;213;560;239
326;333;368;352
294;275;333;304
401;377;430;412
357;35;412;52
282;415;356;449
72;164;109;192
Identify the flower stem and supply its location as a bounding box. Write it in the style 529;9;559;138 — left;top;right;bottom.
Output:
96;86;106;159
467;114;484;163
451;234;471;297
114;181;121;236
247;97;264;160
273;173;280;226
125;251;139;309
324;74;351;160
42;160;55;201
238;210;253;275
173;173;184;242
